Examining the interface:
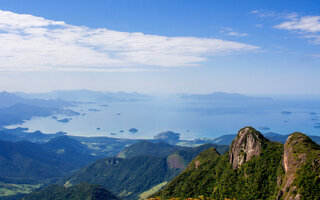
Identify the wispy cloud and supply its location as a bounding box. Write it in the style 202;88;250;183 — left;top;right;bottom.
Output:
274;16;320;33
274;15;320;44
309;54;320;58
0;10;258;72
227;32;248;37
220;27;248;37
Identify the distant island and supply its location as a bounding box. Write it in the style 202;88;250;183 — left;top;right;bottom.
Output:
281;111;292;115
57;118;72;123
128;128;138;133
88;108;100;112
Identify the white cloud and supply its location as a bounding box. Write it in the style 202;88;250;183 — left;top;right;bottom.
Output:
220;27;248;37
227;32;248;37
274;15;320;44
0;10;259;72
274;16;320;33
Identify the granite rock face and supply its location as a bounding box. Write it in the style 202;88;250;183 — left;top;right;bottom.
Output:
278;133;320;200
229;127;267;169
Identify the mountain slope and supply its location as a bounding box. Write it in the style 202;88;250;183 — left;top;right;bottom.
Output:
155;127;320;200
62;143;217;200
21;183;120;200
117;141;229;159
116;141;176;158
155;127;283;200
279;132;320;200
0;136;95;184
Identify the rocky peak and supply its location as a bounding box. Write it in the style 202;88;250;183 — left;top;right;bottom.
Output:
229;127;267;169
279;132;320;200
283;133;309;174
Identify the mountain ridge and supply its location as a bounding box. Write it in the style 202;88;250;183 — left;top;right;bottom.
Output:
154;127;320;200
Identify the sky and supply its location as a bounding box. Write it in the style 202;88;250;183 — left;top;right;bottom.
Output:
0;0;320;95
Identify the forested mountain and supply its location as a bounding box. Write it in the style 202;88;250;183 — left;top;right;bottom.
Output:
21;183;120;200
154;127;320;200
0;136;95;184
61;142;222;200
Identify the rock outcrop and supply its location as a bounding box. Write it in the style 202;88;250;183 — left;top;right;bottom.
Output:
229;127;267;169
279;132;320;200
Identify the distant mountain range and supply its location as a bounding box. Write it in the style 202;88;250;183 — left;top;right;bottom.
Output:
0;91;70;109
154;127;320;200
179;92;272;102
13;90;275;103
0;91;78;126
14;90;151;102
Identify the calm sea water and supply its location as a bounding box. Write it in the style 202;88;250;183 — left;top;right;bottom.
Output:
5;98;320;139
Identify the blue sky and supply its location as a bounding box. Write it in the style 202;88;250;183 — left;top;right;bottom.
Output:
0;0;319;95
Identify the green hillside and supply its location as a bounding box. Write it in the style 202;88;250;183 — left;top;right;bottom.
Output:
154;127;320;200
62;143;218;200
21;183;120;200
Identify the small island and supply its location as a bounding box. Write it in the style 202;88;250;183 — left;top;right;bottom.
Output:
110;133;117;136
128;128;138;133
309;112;317;115
57;118;72;123
96;128;100;130
51;116;58;120
100;104;109;107
88;108;100;112
281;111;292;115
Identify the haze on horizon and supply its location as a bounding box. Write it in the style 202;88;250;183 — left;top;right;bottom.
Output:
0;0;320;95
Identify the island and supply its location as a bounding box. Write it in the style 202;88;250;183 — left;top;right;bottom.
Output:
88;108;100;112
281;111;292;115
57;118;72;123
51;116;58;120
128;128;138;133
96;128;100;130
